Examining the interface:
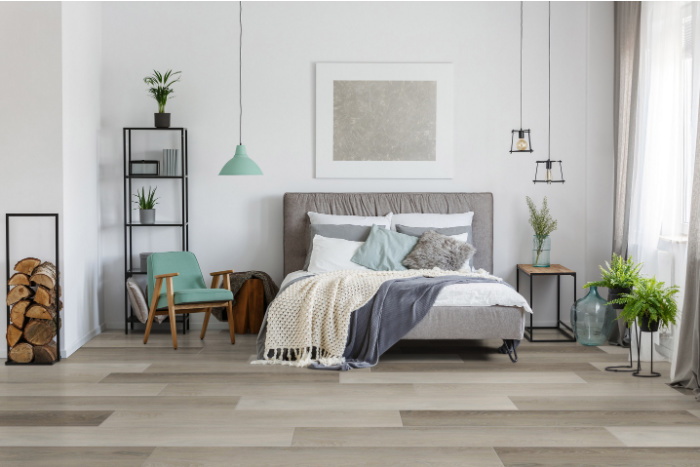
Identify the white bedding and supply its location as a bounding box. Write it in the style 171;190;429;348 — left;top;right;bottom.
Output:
282;270;532;314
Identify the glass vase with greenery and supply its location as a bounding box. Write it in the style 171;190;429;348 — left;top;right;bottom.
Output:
526;196;557;267
143;69;181;114
610;277;679;332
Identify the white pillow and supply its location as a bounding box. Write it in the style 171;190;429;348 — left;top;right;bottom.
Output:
390;212;474;230
307;235;370;273
308;211;392;229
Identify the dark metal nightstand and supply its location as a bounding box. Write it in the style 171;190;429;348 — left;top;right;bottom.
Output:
516;264;576;343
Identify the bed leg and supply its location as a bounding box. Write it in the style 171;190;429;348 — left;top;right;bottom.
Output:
498;339;519;363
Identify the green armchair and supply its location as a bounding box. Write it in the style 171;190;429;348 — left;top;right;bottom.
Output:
143;251;235;349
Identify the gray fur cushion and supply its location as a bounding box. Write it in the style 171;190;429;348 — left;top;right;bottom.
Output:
402;230;476;271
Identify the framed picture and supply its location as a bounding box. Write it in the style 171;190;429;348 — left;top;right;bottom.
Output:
316;63;454;179
130;160;159;176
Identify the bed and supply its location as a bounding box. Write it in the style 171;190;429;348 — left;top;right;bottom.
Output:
276;192;529;362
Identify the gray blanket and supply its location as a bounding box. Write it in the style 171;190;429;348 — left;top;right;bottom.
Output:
257;275;507;370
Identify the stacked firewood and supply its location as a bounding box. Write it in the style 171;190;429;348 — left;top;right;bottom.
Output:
6;257;60;363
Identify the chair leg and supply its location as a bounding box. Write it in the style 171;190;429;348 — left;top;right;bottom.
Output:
144;278;163;345
226;301;236;344
200;308;212;340
165;277;178;349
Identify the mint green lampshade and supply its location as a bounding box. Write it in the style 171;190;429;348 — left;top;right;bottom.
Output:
219;144;263;175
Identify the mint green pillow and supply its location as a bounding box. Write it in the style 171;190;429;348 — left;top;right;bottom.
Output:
351;225;418;271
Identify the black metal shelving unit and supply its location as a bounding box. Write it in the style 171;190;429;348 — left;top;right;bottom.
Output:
123;127;189;334
5;213;60;365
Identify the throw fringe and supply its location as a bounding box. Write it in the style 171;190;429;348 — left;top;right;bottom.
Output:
250;346;345;368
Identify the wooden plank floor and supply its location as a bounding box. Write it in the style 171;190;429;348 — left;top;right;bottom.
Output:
1;329;698;466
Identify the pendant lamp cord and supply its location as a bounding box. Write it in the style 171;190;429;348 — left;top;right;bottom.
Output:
520;1;523;128
239;1;243;145
547;1;551;161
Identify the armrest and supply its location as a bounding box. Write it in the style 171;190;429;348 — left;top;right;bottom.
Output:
210;270;234;276
155;272;179;279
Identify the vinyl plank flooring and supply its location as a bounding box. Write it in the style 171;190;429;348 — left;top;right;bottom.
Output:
0;383;166;397
100;371;338;384
494;447;700;467
101;409;402;428
511;396;700;411
143;447;506;467
413;382;685;398
237;395;517;411
0;363;150;383
159;382;416;397
0;447;155;467
292;426;623;447
0;396;239;411
607;426;700;447
371;362;600;372
0;426;293;447
341;371;586;384
0;410;113;426
400;410;700;427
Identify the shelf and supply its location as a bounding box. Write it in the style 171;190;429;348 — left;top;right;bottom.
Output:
126;222;187;227
124;127;187;131
127;269;147;275
127;175;185;179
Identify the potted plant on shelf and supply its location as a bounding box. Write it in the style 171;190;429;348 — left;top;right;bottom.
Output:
133;186;159;225
526;196;557;267
143;69;181;128
611;277;679;332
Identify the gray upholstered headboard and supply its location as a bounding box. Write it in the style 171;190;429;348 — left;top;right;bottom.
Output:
283;192;493;276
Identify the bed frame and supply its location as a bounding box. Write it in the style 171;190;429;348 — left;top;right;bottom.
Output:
283;192;526;361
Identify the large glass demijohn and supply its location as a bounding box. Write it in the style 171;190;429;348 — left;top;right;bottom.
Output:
570;286;616;346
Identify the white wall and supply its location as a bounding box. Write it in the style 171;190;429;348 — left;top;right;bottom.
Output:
0;3;64;357
62;2;103;355
99;1;614;330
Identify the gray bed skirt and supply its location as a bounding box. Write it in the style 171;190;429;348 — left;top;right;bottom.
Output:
404;305;526;340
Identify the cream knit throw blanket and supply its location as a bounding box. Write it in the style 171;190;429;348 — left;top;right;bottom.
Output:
254;268;499;367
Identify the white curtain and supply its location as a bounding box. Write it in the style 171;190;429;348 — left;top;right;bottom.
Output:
628;2;700;364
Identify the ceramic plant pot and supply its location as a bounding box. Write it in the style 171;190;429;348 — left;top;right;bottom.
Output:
139;209;156;225
638;315;660;333
154;113;171;128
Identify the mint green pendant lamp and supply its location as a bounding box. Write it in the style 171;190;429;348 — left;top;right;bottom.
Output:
219;1;262;176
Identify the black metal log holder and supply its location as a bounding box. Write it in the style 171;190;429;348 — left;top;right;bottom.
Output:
5;213;60;365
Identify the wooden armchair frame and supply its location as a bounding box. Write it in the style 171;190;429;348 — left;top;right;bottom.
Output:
143;269;235;349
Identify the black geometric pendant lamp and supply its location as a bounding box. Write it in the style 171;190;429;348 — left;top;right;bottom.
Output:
533;1;564;184
510;1;533;154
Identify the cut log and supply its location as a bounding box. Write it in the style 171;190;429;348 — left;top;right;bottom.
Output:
8;273;30;287
33;342;57;363
30;262;57;289
14;257;41;276
6;324;22;347
6;286;33;306
26;304;56;320
34;286;54;307
9;343;33;363
10;300;30;328
23;319;56;346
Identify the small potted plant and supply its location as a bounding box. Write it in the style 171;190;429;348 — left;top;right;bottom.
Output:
526;196;557;267
133;186;159;225
584;254;643;306
611;277;679;332
143;69;181;128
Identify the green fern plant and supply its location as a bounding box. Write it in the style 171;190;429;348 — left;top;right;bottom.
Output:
609;277;679;329
526;196;557;264
133;186;159;210
143;70;181;113
584;254;642;290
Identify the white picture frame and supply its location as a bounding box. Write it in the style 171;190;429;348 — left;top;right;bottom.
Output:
315;63;454;179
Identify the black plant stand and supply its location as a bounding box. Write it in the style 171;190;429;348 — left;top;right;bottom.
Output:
632;323;661;378
605;324;635;373
5;213;60;365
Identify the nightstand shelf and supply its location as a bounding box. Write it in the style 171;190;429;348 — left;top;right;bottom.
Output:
516;264;576;343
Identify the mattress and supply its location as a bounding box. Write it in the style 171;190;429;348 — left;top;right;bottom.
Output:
281;271;530;341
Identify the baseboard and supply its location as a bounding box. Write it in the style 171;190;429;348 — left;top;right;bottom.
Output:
62;324;104;358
